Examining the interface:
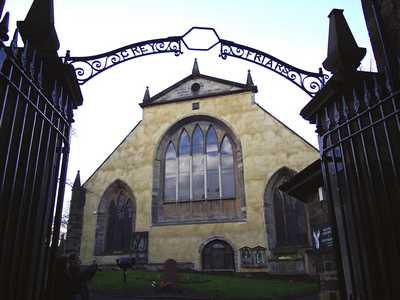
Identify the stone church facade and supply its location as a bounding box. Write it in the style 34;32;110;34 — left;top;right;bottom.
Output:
67;60;319;272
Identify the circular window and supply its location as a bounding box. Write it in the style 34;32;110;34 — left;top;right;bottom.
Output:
191;82;201;92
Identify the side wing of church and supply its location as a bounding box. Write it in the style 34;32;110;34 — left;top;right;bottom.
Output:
67;59;319;272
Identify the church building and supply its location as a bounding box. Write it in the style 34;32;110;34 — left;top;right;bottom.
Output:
66;59;319;272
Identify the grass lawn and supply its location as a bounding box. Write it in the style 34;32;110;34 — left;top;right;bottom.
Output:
90;270;318;300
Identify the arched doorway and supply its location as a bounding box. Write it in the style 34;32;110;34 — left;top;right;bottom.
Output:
202;239;235;271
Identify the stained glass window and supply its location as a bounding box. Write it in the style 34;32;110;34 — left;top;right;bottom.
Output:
221;136;235;198
162;122;237;202
105;191;133;252
179;130;190;201
192;126;205;200
206;126;219;199
165;143;177;202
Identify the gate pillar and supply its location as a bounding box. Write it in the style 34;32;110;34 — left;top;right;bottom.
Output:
301;9;400;300
0;1;83;300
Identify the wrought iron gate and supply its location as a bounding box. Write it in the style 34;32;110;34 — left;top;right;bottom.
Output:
300;9;400;299
0;10;81;300
315;72;400;300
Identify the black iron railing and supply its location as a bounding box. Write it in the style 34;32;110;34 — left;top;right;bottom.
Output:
0;34;74;300
315;72;400;300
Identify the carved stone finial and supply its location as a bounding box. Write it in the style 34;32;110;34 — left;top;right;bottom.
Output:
143;86;150;103
323;9;366;78
192;58;200;75
246;69;254;86
0;11;9;41
17;0;60;51
0;0;5;19
73;170;81;188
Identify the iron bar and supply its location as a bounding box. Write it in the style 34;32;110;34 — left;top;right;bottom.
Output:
15;85;41;300
8;69;33;300
321;111;355;298
0;72;70;139
362;83;397;296
0;64;24;284
19;97;49;300
0;54;70;129
334;99;370;299
321;91;400;153
340;103;375;298
317;72;400;299
0;61;14;126
341;93;386;292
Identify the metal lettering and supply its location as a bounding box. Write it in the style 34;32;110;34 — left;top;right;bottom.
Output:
254;53;264;64
140;45;149;54
264;59;273;68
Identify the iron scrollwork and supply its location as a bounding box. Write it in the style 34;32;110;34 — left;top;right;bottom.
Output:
219;39;329;97
64;26;329;96
64;37;182;85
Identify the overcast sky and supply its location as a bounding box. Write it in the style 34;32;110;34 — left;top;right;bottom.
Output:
6;1;375;212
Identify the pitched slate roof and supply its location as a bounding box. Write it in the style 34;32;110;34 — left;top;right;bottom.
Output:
140;60;257;107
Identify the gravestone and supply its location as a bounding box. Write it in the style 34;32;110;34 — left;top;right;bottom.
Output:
160;259;178;290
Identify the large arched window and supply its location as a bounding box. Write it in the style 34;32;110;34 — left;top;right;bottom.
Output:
206;126;220;199
192;126;205;200
178;130;191;201
105;191;133;252
164;143;177;202
162;125;235;202
221;136;235;198
94;180;136;255
264;168;308;252
153;115;245;225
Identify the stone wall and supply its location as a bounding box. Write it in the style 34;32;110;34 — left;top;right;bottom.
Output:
361;0;400;71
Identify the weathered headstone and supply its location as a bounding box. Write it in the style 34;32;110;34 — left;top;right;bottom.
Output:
160;259;178;290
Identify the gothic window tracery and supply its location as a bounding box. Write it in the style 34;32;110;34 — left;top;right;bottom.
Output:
192;126;205;200
94;180;136;255
154;115;245;224
264;168;308;252
105;191;133;252
162;123;236;202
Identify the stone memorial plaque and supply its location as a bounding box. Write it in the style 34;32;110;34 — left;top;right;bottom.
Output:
312;224;334;252
130;232;149;263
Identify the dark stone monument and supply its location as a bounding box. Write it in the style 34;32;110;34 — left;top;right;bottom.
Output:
66;171;86;254
160;259;178;290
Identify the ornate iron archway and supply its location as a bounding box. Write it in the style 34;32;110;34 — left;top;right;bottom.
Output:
64;26;329;97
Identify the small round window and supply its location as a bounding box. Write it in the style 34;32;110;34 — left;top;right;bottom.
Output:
191;82;201;92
